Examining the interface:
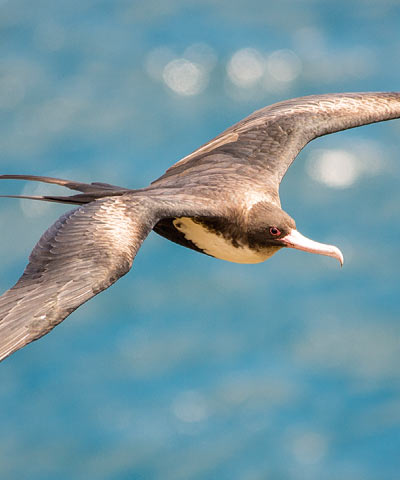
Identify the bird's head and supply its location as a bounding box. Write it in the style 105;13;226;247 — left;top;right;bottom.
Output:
247;202;343;266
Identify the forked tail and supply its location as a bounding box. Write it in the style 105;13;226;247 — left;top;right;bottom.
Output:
0;174;132;205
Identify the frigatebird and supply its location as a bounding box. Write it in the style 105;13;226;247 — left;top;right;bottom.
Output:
1;92;399;362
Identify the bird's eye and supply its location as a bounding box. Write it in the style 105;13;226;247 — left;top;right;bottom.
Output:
269;227;281;236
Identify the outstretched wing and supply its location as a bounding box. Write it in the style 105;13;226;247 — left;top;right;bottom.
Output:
152;92;400;195
0;195;156;362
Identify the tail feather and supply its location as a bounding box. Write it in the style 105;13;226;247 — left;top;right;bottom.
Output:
0;193;111;205
0;174;132;205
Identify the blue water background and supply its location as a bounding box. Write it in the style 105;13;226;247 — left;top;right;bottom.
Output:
0;1;400;479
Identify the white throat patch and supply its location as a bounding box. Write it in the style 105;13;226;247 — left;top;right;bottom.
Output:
173;217;278;264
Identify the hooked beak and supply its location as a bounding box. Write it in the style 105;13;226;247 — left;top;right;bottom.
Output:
280;229;344;267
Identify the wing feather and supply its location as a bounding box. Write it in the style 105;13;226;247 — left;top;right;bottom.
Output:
0;195;157;362
152;92;400;191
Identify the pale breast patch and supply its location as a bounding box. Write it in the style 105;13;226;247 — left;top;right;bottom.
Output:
173;217;277;264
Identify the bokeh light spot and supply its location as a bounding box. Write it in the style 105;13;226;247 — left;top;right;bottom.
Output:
172;390;209;423
227;48;265;88
184;43;217;72
266;49;302;83
306;149;360;188
291;431;328;465
145;46;176;81
163;58;207;96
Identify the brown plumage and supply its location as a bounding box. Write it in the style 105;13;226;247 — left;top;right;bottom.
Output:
1;92;400;362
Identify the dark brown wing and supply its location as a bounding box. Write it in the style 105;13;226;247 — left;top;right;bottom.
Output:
0;195;156;362
0;189;223;362
151;92;400;195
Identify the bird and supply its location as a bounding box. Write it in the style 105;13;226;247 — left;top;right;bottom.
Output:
1;91;400;363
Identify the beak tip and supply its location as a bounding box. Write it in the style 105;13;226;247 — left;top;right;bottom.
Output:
335;247;344;268
281;229;344;268
335;248;344;268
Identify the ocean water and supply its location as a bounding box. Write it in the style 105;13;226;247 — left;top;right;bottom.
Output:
0;1;400;479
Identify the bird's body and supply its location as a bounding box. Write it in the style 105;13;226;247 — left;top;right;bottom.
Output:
1;91;400;362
